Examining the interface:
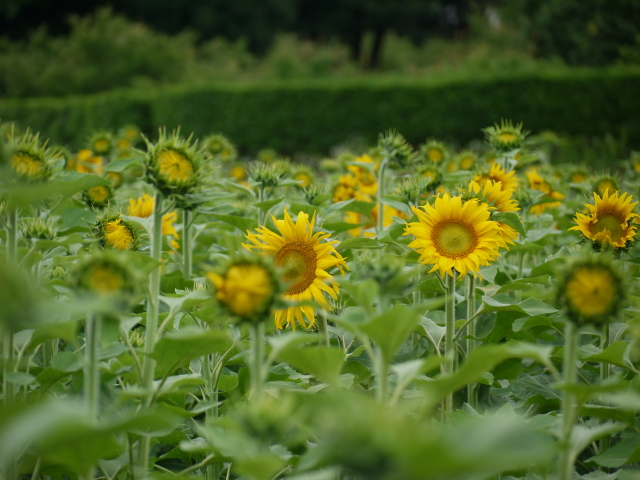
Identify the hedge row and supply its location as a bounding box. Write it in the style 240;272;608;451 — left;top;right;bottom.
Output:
1;69;640;154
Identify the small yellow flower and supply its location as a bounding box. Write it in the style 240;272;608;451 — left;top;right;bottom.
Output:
12;153;45;178
104;219;135;250
84;184;112;209
127;193;180;248
230;165;247;182
106;171;123;188
474;163;519;192
294;172;312;188
207;262;276;319
116;138;131;150
468;179;520;245
332;174;357;203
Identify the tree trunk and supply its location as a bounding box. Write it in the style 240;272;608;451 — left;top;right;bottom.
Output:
368;28;385;70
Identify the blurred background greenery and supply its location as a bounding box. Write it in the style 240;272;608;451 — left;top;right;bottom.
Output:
0;0;639;157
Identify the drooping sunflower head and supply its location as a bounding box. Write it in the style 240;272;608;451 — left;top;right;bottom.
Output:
20;217;58;241
419;140;448;165
569;189;639;249
404;193;505;279
483;120;528;151
143;128;203;197
92;212;140;251
592;175;619;198
378;130;417;169
556;255;624;325
207;256;280;324
204;133;237;164
88;131;114;157
9;130;53;182
83;184;113;209
456;150;478;171
243;209;348;330
474;162;519;192
72;253;137;305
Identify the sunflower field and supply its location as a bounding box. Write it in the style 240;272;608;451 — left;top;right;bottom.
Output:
2;120;640;480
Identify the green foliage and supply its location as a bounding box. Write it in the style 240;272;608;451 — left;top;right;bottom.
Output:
2;68;640;155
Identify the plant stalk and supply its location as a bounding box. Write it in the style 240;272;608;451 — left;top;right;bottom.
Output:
3;208;18;409
443;273;456;419
85;312;102;421
376;157;390;234
318;311;331;347
599;323;610;454
250;322;265;402
257;187;266;226
559;321;578;480
137;193;164;476
182;209;192;279
466;276;478;409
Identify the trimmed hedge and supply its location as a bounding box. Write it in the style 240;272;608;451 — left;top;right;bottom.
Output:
1;69;640;154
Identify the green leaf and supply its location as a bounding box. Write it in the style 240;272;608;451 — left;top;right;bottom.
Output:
149;329;233;376
571;423;625;460
360;305;421;364
589;432;640;468
51;351;82;372
337;200;375;216
59;207;97;230
289;203;317;217
582;341;629;369
6;372;37;386
267;332;319;365
5;172;109;207
381;197;412;217
277;346;345;386
154;374;205;395
254;197;285;213
479;295;557;316
336;237;382;252
210;213;257;232
322;222;363;234
104;158;140;172
494;212;526;237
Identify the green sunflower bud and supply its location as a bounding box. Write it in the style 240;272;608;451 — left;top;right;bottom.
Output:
92;212;141;251
483;120;528;151
8;129;53;182
378;130;417;169
20;217;58;241
88;131;114;157
71;252;138;308
83;183;114;209
204;133;237;164
418;140;448;165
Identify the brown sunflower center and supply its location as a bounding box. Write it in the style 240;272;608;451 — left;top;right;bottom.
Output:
432;220;478;258
275;241;317;295
592;211;625;242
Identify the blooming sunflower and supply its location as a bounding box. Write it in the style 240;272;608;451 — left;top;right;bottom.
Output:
526;167;564;216
468;179;520;245
332;174;357;203
404;193;504;279
127;193;180;249
347;155;378;195
569;189;638;248
243;210;348;330
474;163;519;192
104;219;136;250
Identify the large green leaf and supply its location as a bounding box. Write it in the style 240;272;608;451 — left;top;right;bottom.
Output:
5;172;108;207
359;305;421;364
149;329;233;376
581;341;629;369
277;346;345;386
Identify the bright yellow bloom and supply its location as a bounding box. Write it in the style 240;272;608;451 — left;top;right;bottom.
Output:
230;165;247;182
404;193;504;279
158;149;194;184
474;163;519;192
347;155;378;195
345;201;405;238
104;220;135;250
243;210;348;330
127;193;180;248
468;180;520;245
569;190;638;248
12;153;44;178
333;174;357;202
94;139;110;154
526;167;564;216
207;264;274;318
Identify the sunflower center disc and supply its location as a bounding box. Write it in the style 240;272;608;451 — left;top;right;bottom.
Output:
89;267;123;295
275;241;317;295
434;221;477;257
565;267;616;319
158;149;193;183
597;181;616;195
593;212;624;242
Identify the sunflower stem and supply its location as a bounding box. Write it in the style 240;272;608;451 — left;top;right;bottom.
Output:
599;322;610;454
3;207;18;411
250;322;266;403
137;192;164;476
83;312;101;480
377;157;390;234
258;187;266;226
182;210;192;279
559;321;578;480
318;311;331;347
375;349;389;404
443;273;456;420
466;276;478;410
